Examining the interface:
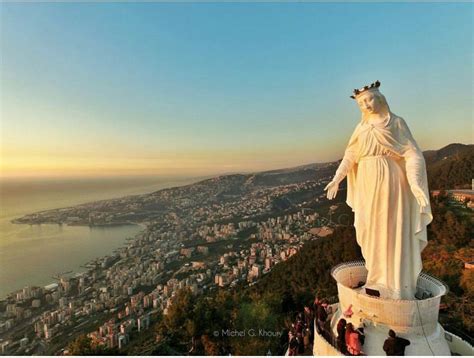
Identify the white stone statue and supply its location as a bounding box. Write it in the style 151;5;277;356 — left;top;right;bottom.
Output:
325;81;433;300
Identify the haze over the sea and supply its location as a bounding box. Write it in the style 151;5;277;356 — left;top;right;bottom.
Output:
0;175;202;297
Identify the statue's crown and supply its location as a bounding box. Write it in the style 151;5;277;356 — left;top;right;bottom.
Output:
350;80;381;99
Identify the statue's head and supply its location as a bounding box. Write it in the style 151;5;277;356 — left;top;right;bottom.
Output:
356;90;389;117
350;80;390;121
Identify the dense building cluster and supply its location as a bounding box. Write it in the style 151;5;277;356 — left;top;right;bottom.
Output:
1;169;339;355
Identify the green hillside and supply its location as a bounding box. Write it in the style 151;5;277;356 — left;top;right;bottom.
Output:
68;143;473;355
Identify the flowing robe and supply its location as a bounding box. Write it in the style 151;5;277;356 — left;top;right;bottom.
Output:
336;113;432;299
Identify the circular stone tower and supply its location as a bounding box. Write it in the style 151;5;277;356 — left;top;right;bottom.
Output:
313;261;473;356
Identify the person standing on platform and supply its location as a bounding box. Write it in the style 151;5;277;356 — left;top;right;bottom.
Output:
383;329;411;356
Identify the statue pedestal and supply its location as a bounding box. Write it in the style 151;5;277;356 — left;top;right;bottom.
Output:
313;261;473;356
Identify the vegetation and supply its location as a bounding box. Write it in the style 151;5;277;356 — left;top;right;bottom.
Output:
131;226;363;356
423;193;473;336
67;334;119;355
70;144;473;354
70;217;472;355
146;196;472;355
426;144;474;190
73;199;472;355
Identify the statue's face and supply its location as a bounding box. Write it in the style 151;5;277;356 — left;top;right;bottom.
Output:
356;91;383;115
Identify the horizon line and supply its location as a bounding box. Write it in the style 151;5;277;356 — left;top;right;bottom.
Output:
1;141;470;181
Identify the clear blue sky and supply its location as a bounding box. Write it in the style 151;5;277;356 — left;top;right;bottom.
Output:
1;2;472;177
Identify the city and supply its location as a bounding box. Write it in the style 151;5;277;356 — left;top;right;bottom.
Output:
1;163;343;355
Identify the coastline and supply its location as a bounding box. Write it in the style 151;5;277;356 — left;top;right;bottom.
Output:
0;222;145;299
10;220;142;228
0;176;195;299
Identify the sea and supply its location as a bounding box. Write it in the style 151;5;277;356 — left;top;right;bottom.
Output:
0;175;203;298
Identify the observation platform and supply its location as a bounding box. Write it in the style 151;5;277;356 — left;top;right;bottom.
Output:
313;261;473;356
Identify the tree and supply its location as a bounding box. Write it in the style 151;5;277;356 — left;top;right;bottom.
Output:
67;334;118;355
460;269;474;297
162;287;195;344
68;335;93;356
231;300;280;355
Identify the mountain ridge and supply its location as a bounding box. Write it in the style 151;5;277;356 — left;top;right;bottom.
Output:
12;143;472;225
162;142;472;188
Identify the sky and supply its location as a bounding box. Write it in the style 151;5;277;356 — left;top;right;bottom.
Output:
1;2;472;178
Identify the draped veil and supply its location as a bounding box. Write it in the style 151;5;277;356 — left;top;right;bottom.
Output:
343;113;432;299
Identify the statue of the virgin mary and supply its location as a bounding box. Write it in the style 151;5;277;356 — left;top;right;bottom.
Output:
325;81;433;300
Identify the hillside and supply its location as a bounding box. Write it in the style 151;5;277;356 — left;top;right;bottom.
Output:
424;144;474;190
423;143;473;165
66;143;473;355
119;200;472;355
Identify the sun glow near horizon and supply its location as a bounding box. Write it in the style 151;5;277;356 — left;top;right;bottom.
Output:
1;2;472;179
0;139;347;179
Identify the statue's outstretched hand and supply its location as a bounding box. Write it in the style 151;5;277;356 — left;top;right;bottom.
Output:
411;184;428;210
324;180;339;200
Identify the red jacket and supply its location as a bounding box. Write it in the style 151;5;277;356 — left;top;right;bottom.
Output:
347;332;362;355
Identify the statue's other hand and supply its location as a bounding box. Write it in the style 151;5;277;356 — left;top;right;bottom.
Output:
324;180;339;200
411;185;428;210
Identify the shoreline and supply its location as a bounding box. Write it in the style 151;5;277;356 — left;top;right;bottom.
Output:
0;222;147;300
10;220;143;228
5;175;206;227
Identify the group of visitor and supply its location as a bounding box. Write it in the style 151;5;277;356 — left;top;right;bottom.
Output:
288;295;411;356
336;318;410;356
287;306;315;356
314;297;330;335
